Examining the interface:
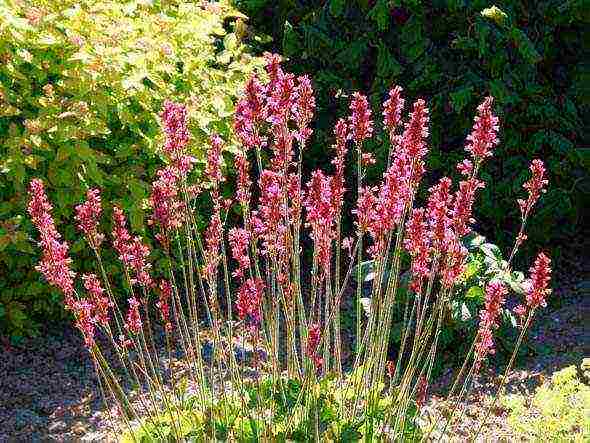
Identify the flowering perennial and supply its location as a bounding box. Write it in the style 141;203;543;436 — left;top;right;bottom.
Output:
26;56;553;440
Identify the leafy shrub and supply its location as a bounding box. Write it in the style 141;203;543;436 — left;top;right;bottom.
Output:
236;0;589;258
27;57;553;440
356;231;528;366
0;0;263;337
503;363;590;441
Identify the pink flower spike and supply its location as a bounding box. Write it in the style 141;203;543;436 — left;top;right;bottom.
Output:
206;134;224;186
400;99;429;160
518;159;548;219
465;96;499;162
456;159;473;177
236;277;265;327
525;252;552;309
306;323;323;371
149;166;184;247
72;299;96;349
229;227;251;279
235;152;252;207
112;207;152;287
125;296;142;334
304;171;336;277
404;208;431;294
83;273;112;327
474;281;508;367
161;100;190;168
75;189;104;248
156;280;173;332
28;179;76;301
293;75;315;145
349;92;373;145
383;85;405;138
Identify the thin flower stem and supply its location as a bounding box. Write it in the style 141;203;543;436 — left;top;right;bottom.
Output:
472;310;534;440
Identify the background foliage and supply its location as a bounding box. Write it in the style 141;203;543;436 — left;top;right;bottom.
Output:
236;0;589;259
0;0;263;337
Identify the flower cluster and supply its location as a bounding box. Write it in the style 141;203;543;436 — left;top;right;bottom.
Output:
112;207;152;287
349;92;373;145
306;323;323;371
305;171;336;277
26;60;555;437
525;252;552;309
383;85;405;145
465;96;499;162
161;100;195;175
228;228;250;279
156;280;173;332
518;159;548;220
83;273;112;327
475;281;508;367
236;277;264;328
28;179;76;304
149;167;184;247
125;296;142;334
75;189;104;248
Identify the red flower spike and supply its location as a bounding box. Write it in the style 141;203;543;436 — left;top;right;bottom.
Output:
465;96;499;162
28;179;76;302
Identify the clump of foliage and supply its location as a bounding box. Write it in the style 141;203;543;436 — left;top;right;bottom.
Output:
504;363;590;441
356;230;530;369
0;0;263;337
27;56;553;440
236;0;589;257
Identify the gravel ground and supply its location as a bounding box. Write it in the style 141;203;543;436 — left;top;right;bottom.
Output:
1;245;588;441
0;325;109;441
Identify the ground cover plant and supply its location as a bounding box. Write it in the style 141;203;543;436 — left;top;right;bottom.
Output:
0;0;263;337
503;363;590;441
27;55;553;440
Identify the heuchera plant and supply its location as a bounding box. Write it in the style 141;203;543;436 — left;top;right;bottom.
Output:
28;55;551;440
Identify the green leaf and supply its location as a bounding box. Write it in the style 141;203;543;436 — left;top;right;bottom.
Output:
368;0;391;31
450;86;473;112
329;0;346;17
465;286;484;301
510;27;542;64
376;43;402;79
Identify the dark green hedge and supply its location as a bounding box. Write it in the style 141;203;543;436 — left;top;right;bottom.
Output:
237;0;589;261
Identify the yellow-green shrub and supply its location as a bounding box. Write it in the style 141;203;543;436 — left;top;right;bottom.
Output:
0;0;263;337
